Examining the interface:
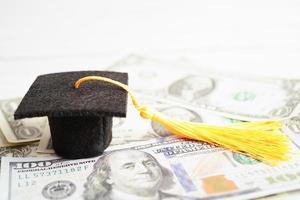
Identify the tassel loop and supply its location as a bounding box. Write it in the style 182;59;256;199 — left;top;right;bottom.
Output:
137;105;158;120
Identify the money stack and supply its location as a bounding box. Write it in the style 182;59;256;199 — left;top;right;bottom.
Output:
1;55;300;200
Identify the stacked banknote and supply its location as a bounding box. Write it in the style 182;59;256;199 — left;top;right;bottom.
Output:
1;55;300;200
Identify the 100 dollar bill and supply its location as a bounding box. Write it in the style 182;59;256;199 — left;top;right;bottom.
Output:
3;137;300;200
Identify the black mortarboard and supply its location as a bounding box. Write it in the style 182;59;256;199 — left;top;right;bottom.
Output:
14;71;128;159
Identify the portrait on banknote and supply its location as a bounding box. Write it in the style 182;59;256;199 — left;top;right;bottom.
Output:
84;149;187;200
168;75;215;102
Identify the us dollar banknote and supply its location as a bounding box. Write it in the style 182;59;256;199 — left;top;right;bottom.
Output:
2;137;300;200
0;98;50;144
107;55;300;121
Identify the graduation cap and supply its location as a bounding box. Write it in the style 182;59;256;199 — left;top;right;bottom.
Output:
14;71;128;159
15;71;291;165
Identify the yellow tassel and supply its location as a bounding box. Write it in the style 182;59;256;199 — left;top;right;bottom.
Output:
74;76;292;165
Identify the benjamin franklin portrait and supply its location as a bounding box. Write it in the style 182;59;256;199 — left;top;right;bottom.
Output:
83;149;189;200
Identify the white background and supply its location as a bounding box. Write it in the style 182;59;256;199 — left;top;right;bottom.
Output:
0;0;300;99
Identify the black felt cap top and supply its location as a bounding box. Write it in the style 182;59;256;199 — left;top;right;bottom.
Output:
14;71;128;119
